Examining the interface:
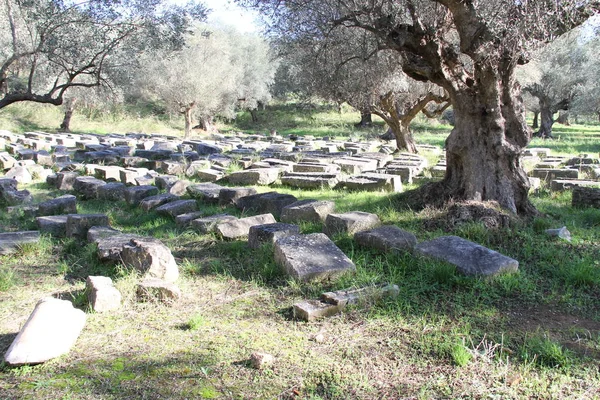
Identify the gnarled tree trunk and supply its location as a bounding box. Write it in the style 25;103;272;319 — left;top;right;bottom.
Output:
354;111;372;127
388;119;417;154
183;105;194;139
536;101;554;138
59;98;77;132
198;115;217;133
532;111;539;129
250;108;259;123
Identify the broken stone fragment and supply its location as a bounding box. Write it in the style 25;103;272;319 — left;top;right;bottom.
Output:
136;278;181;305
544;226;571;241
121;238;179;283
3;297;86;366
249;352;275;370
86;276;122;312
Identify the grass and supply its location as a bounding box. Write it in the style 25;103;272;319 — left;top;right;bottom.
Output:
1;103;600;398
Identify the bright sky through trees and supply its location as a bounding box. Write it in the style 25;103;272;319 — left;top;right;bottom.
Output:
197;0;259;32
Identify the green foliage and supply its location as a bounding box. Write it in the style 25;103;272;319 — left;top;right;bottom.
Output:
450;343;472;367
0;266;15;291
520;335;574;369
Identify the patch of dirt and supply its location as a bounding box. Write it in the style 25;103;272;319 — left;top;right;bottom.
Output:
505;304;600;359
422;200;518;231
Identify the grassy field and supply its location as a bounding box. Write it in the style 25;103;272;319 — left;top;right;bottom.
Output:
0;103;599;399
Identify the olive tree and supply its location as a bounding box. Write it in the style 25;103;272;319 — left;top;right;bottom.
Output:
0;0;207;110
138;26;277;138
242;0;599;215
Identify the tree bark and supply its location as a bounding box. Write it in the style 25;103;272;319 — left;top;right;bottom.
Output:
183;106;194;139
536;101;554;138
198;115;217;133
532;111;539;129
354;111;372;127
388;119;417;154
59;98;77;132
556;111;570;125
250;108;259;123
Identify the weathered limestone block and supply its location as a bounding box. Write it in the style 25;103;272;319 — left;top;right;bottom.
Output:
196;169;225;182
292;300;341;321
531;168;579;182
175;211;205;228
73;176;107;199
187;183;224;204
274;233;356;282
217;214;277;239
0;231;40;255
121;238;179;282
280;199;335;223
2;189;33;206
66;214;110;239
155;199;198;218
37;195;77;216
94;232;141;261
572;186;600;208
168;180;192;196
343;173;402;193
136;278;181;305
36;215;68;237
191;214;238;234
354;225;417;253
139;193;179;212
86;276;122;312
323;211;381;237
415;235;518;276
550;179;600;192
124;185;159;205
248;223;300;249
280;172;340;189
97;182;127;202
3;297;86;366
227;168;280;185
236;192;298;218
218;187;258;206
0;152;17;170
94;166;123;181
5;166;33;184
55;171;80;190
155;175;179;190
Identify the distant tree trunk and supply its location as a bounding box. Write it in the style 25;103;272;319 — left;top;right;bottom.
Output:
536;101;554;138
532;111;539;129
198;115;217;133
597;112;600;123
183;106;194;139
336;101;343;114
556;111;570;125
388;118;417;154
354;111;372;127
59;98;77;132
250;108;259;123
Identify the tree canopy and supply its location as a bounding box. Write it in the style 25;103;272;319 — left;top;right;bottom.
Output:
0;0;207;109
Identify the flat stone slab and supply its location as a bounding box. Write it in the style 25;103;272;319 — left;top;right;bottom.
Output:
3;297;86;366
324;211;381;237
125;185;159;205
73;176;107;199
550;179;600;192
36;215;68;237
216;214;277;239
227;168;280;185
218;187;258;206
66;214;109;239
277;199;334;225
175;211;205;228
0;231;40;255
186;183;224;204
37;195;77;216
274;233;356;282
97;182;127;202
155;199;197;217
191;214;238;234
139;193;179;211
136;278;181;305
86;276;122;312
354;225;417;253
236;192;298;218
248;223;300;249
415;235;518;276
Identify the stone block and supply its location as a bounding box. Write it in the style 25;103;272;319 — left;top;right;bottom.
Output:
187;183;224;204
124;185;159;205
274;233;356;282
415;235;518;276
3;297;86;366
216;214;277;239
66;214;109;239
324;211;381;237
572;186;600;208
121;238;179;282
236;192;298;218
227;168;280;185
5;166;32;184
155;199;198;217
55;172;80;190
175;211;205;228
36;215;68;237
280;199;335;223
218;187;258;206
37;195;77;216
97;183;127;202
0;231;40;255
531;168;579;182
73;176;107;199
139;193;179;211
248;223;300;249
86;276;122;312
293;300;342;322
354;225;417;253
136;278;181;305
191;214;238;234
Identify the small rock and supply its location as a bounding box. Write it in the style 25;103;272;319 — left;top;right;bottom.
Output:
544;226;572;241
86;276;122;312
136;278;181;305
250;352;274;370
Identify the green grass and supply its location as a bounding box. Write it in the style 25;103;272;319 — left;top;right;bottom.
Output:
1;104;600;398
